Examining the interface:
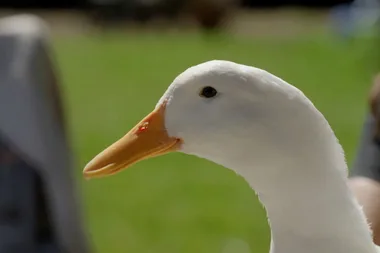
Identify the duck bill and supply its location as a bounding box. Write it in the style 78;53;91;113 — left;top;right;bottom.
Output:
83;103;181;179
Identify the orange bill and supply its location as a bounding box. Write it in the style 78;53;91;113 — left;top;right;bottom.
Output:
83;103;182;179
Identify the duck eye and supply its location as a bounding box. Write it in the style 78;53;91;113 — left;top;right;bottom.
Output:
200;86;218;98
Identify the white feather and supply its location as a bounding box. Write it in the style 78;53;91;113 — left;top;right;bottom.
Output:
157;60;379;253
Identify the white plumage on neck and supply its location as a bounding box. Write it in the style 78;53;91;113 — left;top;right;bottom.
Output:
239;131;376;253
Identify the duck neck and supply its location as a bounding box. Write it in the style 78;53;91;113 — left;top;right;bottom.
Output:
238;149;377;253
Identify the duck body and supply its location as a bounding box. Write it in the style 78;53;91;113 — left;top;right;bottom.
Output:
84;60;380;253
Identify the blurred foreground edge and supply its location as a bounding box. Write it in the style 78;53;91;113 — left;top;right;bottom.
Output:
0;14;90;253
351;74;380;180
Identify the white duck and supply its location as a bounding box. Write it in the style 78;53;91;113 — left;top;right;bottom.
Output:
83;60;380;253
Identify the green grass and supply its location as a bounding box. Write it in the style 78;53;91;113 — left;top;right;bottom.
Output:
53;31;379;253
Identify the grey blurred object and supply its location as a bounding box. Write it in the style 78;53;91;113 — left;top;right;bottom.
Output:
330;0;380;39
0;14;90;253
350;114;380;181
351;74;380;181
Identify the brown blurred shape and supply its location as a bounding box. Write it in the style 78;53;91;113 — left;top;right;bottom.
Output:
188;0;234;30
369;74;380;141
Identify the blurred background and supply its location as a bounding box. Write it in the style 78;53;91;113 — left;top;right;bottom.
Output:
1;0;380;252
